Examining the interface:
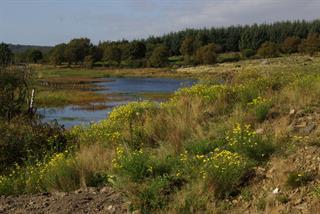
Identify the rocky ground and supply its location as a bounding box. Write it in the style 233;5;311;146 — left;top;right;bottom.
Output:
0;187;127;214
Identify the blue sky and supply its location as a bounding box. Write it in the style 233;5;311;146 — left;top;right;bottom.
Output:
0;0;319;46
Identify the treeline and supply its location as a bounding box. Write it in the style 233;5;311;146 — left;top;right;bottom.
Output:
3;19;320;67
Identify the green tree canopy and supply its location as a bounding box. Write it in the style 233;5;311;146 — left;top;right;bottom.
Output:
50;43;67;65
0;66;31;120
129;41;146;60
28;49;43;63
282;36;301;54
180;36;196;56
65;38;91;64
195;43;217;65
298;33;320;56
0;43;13;67
103;45;122;63
148;45;169;67
257;41;280;58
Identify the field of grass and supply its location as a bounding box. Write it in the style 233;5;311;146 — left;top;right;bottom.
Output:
2;54;320;213
35;66;183;79
36;90;109;107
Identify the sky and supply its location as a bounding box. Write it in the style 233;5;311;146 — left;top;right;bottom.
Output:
0;0;319;46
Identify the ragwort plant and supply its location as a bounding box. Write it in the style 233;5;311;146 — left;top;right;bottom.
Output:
197;149;250;197
0;151;79;195
226;123;274;162
112;147;153;182
247;96;272;122
73;101;157;149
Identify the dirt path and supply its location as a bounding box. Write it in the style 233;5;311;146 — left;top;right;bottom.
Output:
0;187;127;214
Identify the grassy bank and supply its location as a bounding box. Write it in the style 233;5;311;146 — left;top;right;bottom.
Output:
2;54;320;213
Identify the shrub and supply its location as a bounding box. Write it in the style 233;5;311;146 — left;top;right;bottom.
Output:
217;53;240;63
109;101;157;125
286;171;313;188
226;123;274;162
173;84;227;103
234;83;260;107
0;152;79;195
83;55;94;68
73;101;157;148
40;152;79;192
0;43;13;67
0;119;71;173
184;139;224;155
134;176;181;213
195;43;217;65
247;96;272;122
257;41;279;58
199;150;250;197
175;187;209;213
298;33;320;56
135;176;171;213
72;120;122;146
0;66;32;120
241;49;256;59
86;171;109;187
0;163;42;195
281;36;301;54
112;147;153;182
148;45;169;67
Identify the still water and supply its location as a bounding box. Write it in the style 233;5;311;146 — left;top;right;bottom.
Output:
40;77;195;127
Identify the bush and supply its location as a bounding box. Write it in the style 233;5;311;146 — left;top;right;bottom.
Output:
217;53;240;63
0;119;71;173
0;66;32;120
286;171;313;188
136;176;171;213
195;43;217;65
74;101;157;148
247;96;272;122
112;147;153;182
173;84;227;103
298;33;320;56
234;84;260;106
40;152;79;192
257;41;279;58
0;152;79;195
83;55;94;68
0;43;13;67
184;139;224;155
226;123;274;162
241;49;256;59
199;150;250;197
148;45;169;67
281;36;301;54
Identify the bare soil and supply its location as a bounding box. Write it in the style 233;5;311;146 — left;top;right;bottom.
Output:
0;187;127;214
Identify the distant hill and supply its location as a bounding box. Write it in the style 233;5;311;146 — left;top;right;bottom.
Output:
8;44;52;53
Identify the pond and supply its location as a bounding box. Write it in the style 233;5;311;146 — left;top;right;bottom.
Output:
39;77;195;127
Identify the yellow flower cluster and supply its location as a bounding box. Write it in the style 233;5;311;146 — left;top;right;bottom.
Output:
0;151;73;194
0;176;5;186
173;84;227;102
248;96;269;106
226;123;257;148
71;120;122;145
112;147;125;169
39;152;69;178
199;149;247;179
109;101;156;124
